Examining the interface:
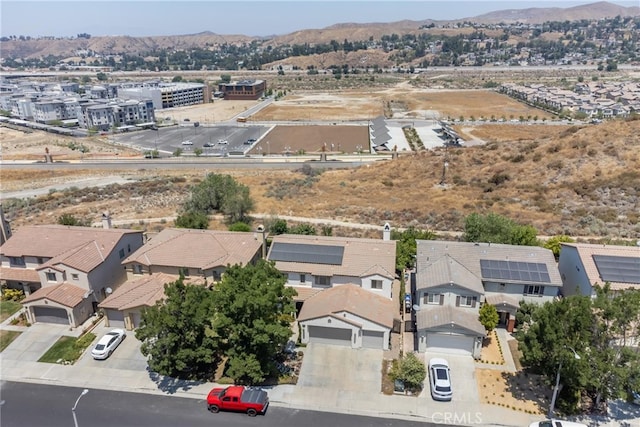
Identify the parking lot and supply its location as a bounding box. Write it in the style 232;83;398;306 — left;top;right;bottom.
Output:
110;123;272;156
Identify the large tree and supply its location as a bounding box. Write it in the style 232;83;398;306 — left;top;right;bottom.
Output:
516;288;640;414
135;277;220;380
462;212;538;246
211;260;297;384
392;226;437;272
182;173;254;224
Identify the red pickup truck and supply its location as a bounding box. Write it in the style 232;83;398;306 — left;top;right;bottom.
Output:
206;385;269;416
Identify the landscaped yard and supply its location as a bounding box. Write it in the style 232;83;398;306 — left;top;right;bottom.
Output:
477;333;550;415
0;330;22;352
38;333;96;364
0;300;22;322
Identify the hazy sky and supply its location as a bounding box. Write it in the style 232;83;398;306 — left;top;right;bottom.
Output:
1;0;636;38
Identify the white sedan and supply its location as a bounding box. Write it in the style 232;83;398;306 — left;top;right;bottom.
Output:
91;329;126;360
428;358;452;401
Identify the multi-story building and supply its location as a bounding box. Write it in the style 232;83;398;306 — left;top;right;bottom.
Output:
217;79;266;100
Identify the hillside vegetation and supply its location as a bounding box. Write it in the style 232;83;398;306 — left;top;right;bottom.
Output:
2;118;638;239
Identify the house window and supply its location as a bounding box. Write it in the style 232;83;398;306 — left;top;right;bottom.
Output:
179;267;190;277
9;257;25;266
127;244;131;253
525;285;545;296
300;274;306;284
46;272;56;282
71;273;79;281
119;248;125;259
371;279;383;289
458;296;475;307
424;293;442;305
314;276;330;287
212;271;220;281
37;257;45;265
133;264;143;275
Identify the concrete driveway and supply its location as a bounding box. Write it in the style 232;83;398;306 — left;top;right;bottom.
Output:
297;343;382;392
76;325;148;371
0;323;70;362
423;352;480;404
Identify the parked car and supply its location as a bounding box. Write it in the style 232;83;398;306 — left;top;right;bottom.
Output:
181;140;193;145
203;142;213;148
404;293;412;313
91;329;126;360
207;386;269;416
244;138;257;145
428;358;452;401
218;139;228;145
529;421;588;427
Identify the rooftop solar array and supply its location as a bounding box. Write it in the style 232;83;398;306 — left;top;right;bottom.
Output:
479;259;551;283
269;242;344;265
592;255;640;284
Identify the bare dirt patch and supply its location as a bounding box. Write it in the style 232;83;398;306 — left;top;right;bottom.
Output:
477;369;551;415
478;331;505;365
253;125;370;155
154;99;258;123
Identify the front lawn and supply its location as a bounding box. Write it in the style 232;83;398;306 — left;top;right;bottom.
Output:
38;333;96;364
0;300;22;322
0;330;22;352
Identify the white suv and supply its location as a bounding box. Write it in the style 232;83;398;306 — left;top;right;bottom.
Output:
181;140;193;145
428;358;452;401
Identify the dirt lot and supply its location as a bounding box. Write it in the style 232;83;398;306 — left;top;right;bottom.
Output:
154;99;258;124
253;125;369;155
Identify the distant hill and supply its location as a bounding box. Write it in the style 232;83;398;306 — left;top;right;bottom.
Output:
1;1;637;59
465;1;640;24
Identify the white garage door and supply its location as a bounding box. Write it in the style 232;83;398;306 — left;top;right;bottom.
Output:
426;333;473;356
362;330;384;349
308;326;352;347
105;309;125;328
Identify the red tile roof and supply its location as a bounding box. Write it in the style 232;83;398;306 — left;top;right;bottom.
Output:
0;267;40;282
1;225;141;273
268;234;396;279
122;228;262;269
297;284;395;329
99;273;177;311
22;283;87;308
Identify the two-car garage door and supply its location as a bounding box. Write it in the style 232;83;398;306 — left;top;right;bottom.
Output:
426;333;474;356
307;326;352;347
33;306;69;325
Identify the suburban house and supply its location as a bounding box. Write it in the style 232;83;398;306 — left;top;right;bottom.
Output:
0;225;144;327
100;228;264;329
266;232;397;304
297;284;396;350
558;242;640;297
413;240;562;358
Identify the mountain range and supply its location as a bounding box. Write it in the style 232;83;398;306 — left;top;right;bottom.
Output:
1;1;638;60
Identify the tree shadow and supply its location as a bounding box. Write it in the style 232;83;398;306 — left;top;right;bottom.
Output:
573;400;640;426
146;367;204;394
501;369;552;414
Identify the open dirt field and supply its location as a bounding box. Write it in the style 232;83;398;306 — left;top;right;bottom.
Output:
253;85;549;122
477;369;550;415
154;99;258;124
253;125;369;155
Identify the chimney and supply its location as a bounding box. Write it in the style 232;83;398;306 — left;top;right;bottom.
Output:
101;211;112;229
383;222;391;241
255;225;267;258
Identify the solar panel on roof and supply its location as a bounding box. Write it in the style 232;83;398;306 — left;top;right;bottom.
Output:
592;255;640;284
479;259;551;283
269;242;345;265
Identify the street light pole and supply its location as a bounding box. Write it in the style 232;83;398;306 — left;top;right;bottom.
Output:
72;389;89;427
548;347;580;419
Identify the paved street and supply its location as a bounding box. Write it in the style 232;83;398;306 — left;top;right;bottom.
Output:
2;315;639;426
1;381;443;427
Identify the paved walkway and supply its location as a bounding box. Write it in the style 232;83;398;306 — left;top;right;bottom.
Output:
2;316;638;426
